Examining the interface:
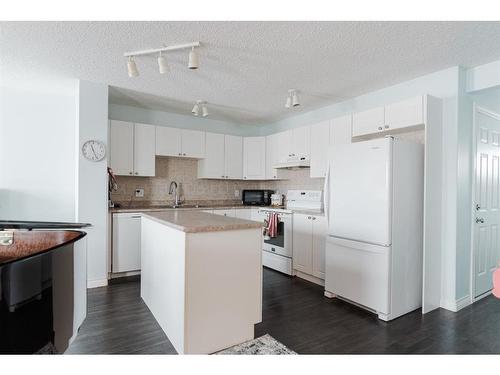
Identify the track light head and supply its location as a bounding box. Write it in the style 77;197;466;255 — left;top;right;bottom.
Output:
292;91;300;107
202;104;209;118
285;95;292;109
127;56;139;78
157;52;169;74
192;103;200;116
188;47;199;69
286;89;300;108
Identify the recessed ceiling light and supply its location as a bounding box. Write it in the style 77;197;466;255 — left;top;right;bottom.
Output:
127;56;139;78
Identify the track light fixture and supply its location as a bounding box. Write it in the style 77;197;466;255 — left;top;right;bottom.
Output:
285;89;300;108
124;41;200;77
192;100;208;117
127;56;139;78
157;52;169;74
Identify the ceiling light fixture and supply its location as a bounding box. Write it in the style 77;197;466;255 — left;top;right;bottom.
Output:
192;102;200;116
285;89;300;108
201;104;209;118
157;52;169;74
127;56;139;78
192;100;208;117
188;47;199;70
124;41;200;77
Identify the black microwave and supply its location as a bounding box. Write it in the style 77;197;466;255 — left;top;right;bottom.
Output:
242;190;274;206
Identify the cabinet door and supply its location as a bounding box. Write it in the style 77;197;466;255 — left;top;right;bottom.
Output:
109;120;134;176
224;135;243;179
213;209;236;217
352;107;385;137
276;130;293;163
265;133;279;179
112;214;141;273
292;214;313;274
234;208;252;220
133;123;156;176
310;121;330;178
312;215;327;279
181;129;205;158
155;126;182;157
330;115;352;145
384;96;424;131
291;126;311;160
243;136;266;180
198;132;225;178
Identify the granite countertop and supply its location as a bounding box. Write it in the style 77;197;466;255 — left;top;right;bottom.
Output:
141;210;263;233
110;204;250;213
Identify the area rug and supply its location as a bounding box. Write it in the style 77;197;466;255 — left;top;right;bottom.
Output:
215;334;296;355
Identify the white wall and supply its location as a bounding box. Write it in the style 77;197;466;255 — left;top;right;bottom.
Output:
77;81;109;288
0;81;78;221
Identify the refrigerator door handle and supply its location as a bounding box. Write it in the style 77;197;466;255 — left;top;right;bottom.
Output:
323;163;330;225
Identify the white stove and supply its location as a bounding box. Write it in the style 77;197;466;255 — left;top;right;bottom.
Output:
259;190;323;275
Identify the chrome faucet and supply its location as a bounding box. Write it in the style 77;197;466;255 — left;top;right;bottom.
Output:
168;181;182;208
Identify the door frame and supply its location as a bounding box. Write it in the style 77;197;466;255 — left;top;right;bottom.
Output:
469;104;500;303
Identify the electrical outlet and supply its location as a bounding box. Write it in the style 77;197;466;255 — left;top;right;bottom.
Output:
234;190;240;198
135;188;144;198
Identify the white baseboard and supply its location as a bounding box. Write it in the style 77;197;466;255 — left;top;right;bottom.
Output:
295;270;325;287
87;278;108;289
441;295;471;312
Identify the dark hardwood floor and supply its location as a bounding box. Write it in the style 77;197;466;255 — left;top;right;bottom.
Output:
67;268;500;354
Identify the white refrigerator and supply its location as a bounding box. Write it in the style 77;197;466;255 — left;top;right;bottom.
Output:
323;137;424;321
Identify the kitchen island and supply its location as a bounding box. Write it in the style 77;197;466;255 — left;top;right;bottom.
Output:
140;210;263;354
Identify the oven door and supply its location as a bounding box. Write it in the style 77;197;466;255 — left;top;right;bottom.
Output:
261;212;292;258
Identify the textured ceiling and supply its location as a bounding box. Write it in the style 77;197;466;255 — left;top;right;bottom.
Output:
2;21;500;124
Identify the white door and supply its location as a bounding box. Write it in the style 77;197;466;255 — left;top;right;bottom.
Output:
265;133;279;179
112;214;141;273
384;96;424;131
292;214;313;274
198;132;225;178
329;138;392;245
330;115;352;145
224;135;243;179
352;107;385;137
133;123;156;176
310;121;330;178
312;215;327;279
109;120;134;176
291;126;311;161
181;129;205;158
473;107;500;298
155;126;182;157
243;137;266;180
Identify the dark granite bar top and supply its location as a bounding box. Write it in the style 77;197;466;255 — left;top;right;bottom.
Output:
0;221;91;230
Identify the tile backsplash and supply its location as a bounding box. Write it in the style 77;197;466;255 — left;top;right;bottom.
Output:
111;156;324;206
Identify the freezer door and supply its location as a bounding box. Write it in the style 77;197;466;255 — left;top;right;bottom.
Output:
328;138;392;246
325;236;390;314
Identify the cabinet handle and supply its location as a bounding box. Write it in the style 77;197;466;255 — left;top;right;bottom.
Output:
129;172;133;175
378;126;383;131
183;153;186;156
312;217;316;220
178;153;181;156
308;216;312;219
221;175;225;178
131;215;141;218
134;172;138;175
384;125;389;129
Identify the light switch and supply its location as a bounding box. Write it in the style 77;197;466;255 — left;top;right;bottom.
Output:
234;190;240;198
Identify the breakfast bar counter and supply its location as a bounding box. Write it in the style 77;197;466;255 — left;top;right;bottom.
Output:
140;211;263;354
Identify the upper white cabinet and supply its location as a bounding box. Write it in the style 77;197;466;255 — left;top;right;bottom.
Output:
290;126;311;161
109;120;134;176
352;107;385;137
109;120;155;177
156;126;205;158
276;130;292;164
330;114;352;145
265;133;280;180
310;121;330;178
198;132;225;178
224;135;243;179
384;96;424;131
352;96;424;138
243;136;266;180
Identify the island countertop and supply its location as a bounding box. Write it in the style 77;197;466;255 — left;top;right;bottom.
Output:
141;210;263;233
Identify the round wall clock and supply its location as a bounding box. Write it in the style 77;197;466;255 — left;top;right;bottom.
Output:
82;140;106;162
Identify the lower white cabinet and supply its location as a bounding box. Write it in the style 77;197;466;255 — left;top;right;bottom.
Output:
112;213;142;273
292;213;327;279
212;209;236;217
234;208;252;220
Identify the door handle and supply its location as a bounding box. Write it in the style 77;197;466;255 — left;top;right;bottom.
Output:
476;217;485;224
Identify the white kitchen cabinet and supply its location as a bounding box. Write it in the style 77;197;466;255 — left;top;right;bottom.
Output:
292;213;326;280
134;123;156;176
330;114;352;145
310;121;330;178
234;208;252;220
109;120;134;176
112;213;142;273
156;127;205;158
213;209;236;217
291;126;311;161
224;135;243;179
243;136;266;180
265;133;280;179
109;120;155;177
198;132;225;178
181;129;205;158
155;126;182;157
384;96;424;131
276;130;292;164
352;107;385;137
